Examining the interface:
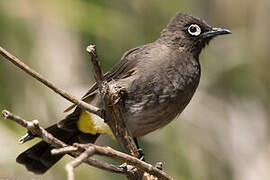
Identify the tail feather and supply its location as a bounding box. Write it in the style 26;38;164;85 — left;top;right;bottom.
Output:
16;124;98;174
17;141;63;174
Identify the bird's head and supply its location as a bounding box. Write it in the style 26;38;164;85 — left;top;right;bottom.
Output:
160;12;231;56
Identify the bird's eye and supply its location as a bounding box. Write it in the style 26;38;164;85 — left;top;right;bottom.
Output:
188;24;201;36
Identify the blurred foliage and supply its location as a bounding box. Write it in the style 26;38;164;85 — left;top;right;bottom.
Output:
0;0;269;180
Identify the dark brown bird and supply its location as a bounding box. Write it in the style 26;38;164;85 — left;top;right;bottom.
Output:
16;12;231;174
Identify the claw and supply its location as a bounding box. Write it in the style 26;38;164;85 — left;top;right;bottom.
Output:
119;162;128;169
18;131;35;144
137;148;145;161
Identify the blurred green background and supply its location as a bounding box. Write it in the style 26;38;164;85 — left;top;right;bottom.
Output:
0;0;269;179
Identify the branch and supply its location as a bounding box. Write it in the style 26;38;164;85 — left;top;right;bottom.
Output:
2;110;173;180
1;110;124;175
86;45;139;157
65;147;96;180
0;44;138;156
0;45;174;180
52;143;172;180
86;45;104;89
0;46;103;118
2;110;66;147
75;144;172;180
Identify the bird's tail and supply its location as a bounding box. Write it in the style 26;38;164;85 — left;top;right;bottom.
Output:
16;124;98;174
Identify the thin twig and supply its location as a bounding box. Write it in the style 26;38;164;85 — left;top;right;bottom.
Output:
53;143;172;180
66;147;95;180
77;144;172;180
86;45;104;89
2;110;66;147
0;46;103;117
82;158;124;174
51;146;79;155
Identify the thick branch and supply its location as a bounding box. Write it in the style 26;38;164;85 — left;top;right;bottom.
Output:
0;46;102;117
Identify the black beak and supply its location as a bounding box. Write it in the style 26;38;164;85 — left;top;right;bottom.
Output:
203;27;231;38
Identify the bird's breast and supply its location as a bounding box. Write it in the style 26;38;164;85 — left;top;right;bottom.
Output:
123;59;201;137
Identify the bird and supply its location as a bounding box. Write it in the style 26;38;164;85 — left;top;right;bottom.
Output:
16;12;231;174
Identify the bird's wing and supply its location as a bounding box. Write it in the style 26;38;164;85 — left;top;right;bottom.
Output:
63;46;141;113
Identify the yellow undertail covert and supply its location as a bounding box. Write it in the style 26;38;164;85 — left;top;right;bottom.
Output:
77;110;113;136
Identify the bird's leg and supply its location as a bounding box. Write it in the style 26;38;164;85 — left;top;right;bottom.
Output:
134;138;145;161
119;138;145;170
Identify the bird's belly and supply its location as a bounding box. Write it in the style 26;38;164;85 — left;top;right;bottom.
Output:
125;104;180;137
124;79;199;137
117;64;200;137
124;90;195;137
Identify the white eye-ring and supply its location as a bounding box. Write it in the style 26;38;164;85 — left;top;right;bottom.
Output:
188;24;201;36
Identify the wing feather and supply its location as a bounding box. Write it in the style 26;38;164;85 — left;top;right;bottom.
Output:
64;47;140;112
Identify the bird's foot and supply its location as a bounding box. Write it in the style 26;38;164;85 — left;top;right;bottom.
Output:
137;148;145;161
